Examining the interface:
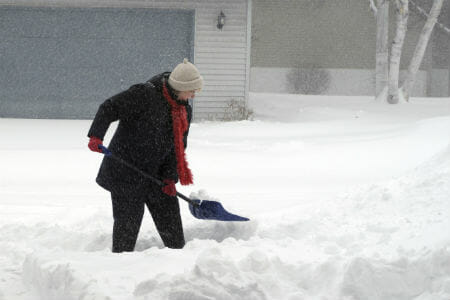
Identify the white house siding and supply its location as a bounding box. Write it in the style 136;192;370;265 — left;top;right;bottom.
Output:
0;0;251;120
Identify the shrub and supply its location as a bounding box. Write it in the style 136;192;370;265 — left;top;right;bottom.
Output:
223;99;254;121
287;65;331;95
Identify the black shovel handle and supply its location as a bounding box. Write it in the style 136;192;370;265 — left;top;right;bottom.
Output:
98;145;200;207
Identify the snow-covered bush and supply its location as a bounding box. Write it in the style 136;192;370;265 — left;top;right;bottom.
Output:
223;99;254;121
287;65;331;95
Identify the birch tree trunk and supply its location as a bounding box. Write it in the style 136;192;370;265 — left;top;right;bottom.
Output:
401;0;445;101
376;0;390;98
425;31;433;96
388;0;409;104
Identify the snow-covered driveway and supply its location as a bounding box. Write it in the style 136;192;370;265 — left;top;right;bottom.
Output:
1;94;449;299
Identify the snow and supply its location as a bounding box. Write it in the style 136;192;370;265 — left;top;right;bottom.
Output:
1;93;450;300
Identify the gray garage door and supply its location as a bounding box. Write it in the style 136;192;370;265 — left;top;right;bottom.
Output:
0;6;194;119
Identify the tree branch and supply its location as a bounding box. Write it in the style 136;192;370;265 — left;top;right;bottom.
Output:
370;0;378;15
370;0;389;16
410;0;450;35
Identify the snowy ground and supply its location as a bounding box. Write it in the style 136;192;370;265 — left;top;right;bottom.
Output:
0;93;450;300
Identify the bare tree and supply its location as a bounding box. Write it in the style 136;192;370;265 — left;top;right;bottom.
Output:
401;0;446;101
408;0;450;97
410;0;450;35
388;0;409;104
369;0;409;103
370;0;449;102
371;0;390;97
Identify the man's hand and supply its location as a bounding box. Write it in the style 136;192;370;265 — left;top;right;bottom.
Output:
88;136;103;153
162;179;176;196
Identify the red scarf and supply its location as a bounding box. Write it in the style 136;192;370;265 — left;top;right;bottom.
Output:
162;82;193;185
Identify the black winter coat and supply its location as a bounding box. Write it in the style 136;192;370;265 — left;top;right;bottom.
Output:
87;72;192;195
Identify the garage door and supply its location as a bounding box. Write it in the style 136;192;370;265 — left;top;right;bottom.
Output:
0;6;194;119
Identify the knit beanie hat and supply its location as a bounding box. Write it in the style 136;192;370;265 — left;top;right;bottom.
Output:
168;58;204;92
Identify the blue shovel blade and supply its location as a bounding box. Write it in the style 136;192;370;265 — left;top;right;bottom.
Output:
189;199;249;221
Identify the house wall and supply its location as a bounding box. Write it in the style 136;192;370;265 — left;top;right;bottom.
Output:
431;69;449;97
251;0;376;69
251;67;429;96
250;0;449;97
0;0;251;120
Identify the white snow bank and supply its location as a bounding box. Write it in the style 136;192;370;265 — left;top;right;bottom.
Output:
21;244;450;300
342;249;450;300
1;94;449;299
20;144;450;299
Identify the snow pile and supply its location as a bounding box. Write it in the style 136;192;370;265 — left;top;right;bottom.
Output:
342;249;450;300
339;145;450;300
1;93;450;299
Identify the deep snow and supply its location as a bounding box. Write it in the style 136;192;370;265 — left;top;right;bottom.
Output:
0;93;449;300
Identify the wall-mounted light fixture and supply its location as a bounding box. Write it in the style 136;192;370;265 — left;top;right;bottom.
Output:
217;11;226;30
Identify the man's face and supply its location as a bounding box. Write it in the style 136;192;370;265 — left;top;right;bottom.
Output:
177;90;197;101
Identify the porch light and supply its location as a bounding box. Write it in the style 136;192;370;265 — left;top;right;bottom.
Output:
217;11;226;30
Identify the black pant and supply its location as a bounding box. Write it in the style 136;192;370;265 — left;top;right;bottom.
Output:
111;189;185;252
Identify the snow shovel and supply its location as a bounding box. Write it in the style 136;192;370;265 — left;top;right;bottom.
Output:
98;145;249;222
